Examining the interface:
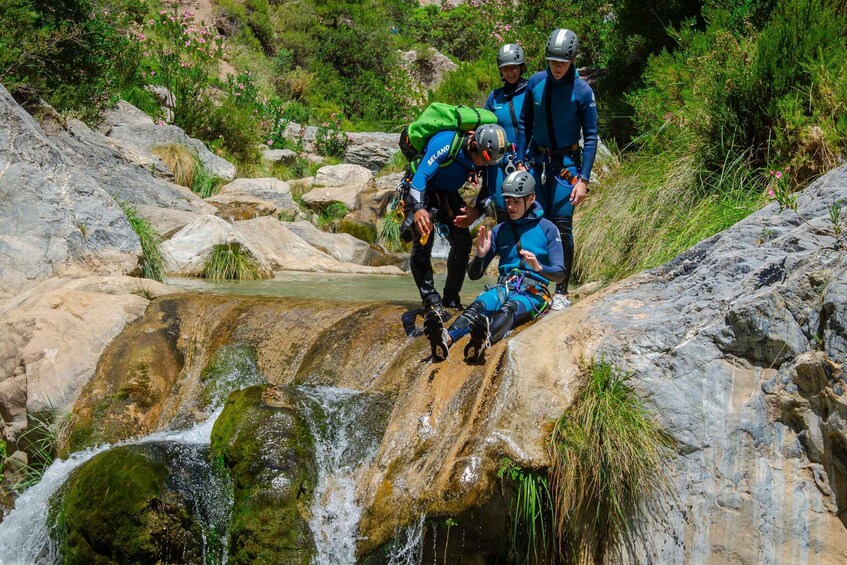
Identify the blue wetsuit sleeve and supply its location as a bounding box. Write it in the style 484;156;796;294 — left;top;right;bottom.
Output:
484;90;495;112
539;221;566;283
515;80;534;165
468;225;499;279
408;136;453;212
576;81;598;182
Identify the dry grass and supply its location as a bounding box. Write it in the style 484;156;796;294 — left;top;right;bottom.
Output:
152;143;197;188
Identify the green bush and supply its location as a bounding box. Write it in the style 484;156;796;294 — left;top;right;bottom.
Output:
141;1;222;135
0;0;143;121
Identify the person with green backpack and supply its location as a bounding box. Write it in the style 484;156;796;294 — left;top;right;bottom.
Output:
399;122;508;318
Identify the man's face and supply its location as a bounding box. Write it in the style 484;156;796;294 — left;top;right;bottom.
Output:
548;59;571;80
500;64;521;84
505;194;534;220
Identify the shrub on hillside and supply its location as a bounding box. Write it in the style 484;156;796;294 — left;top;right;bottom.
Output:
0;0;143;120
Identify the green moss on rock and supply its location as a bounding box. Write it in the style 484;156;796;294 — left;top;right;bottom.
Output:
199;344;265;409
211;385;317;564
338;217;377;243
51;445;204;564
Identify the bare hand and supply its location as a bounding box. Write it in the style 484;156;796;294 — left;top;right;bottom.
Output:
474;225;492;257
454;206;480;229
570;179;588;206
414;209;432;237
519;249;542;272
516;163;527;172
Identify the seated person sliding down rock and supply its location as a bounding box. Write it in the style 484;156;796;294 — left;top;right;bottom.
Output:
424;171;565;362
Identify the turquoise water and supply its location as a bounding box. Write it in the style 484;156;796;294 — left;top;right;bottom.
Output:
166;271;496;306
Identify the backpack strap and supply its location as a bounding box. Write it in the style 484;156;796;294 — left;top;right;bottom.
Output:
409;132;465;174
508;222;525;269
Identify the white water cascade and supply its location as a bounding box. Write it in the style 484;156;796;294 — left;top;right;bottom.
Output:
297;386;389;564
0;409;224;565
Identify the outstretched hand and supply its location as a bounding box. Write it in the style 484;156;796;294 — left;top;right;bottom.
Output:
474;225;492;257
454;206;480;228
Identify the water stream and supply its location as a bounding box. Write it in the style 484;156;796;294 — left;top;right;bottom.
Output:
296;386;390;564
0;408;225;565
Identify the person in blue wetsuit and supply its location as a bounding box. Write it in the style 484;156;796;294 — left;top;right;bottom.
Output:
424;171;565;362
405;124;508;317
515;28;598;311
483;43;529;222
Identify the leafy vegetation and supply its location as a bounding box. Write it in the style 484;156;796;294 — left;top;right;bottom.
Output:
202;243;271;282
315;202;349;232
549;360;674;563
2;0;845;279
120;202;165;282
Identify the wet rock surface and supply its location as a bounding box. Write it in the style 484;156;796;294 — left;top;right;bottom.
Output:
50;442;230;564
210;385;316;565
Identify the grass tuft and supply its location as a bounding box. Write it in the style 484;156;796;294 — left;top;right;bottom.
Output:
11;408;71;493
202;243;271;281
119;202;165;282
549;360;675;563
191;160;224;198
315;202;349;232
378;213;407;253
152;143;196;188
498;458;555;563
575;140;765;283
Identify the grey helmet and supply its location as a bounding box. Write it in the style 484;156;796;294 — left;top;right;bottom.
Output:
472;124;508;165
501;171;535;198
546;28;579;62
497;43;525;68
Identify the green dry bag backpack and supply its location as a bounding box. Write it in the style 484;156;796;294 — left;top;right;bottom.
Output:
398;103;497;163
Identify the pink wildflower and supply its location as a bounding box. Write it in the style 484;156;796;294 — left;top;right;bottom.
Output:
775;171;782;179
767;188;775;198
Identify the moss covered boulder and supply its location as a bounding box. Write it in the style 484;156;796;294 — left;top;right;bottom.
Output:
211;385;317;564
338;216;377;243
50;442;230;564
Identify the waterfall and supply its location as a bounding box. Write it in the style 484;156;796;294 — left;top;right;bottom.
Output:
296;386;389;564
0;408;225;565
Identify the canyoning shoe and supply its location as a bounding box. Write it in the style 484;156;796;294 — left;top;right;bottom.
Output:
550;294;571;311
464;315;491;362
442;296;465;311
424;308;450;361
